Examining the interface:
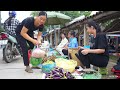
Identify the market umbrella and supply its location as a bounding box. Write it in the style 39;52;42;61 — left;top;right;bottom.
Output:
46;12;71;25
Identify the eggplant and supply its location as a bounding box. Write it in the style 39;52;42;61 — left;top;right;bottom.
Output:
67;75;75;79
48;76;51;78
53;77;61;79
59;73;64;77
46;75;51;78
59;68;63;70
65;72;69;76
46;73;51;75
66;72;72;77
45;75;47;78
47;74;53;78
54;69;59;72
59;68;64;74
53;76;61;79
52;70;58;75
53;74;60;77
55;67;59;69
67;76;72;79
67;72;71;75
53;71;60;75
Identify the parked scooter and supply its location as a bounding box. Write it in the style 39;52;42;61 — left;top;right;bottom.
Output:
1;32;22;63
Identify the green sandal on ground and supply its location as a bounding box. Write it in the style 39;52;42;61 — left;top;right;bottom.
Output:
99;67;108;75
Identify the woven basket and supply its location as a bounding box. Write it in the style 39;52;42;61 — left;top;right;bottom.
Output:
68;48;83;67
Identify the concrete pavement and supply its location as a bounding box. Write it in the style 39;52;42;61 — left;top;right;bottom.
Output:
0;48;44;79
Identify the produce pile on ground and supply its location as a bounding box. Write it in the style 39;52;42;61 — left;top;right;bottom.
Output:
55;58;77;73
44;67;75;79
42;60;56;73
42;55;56;63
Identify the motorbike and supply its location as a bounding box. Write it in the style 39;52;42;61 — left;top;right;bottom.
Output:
1;32;22;63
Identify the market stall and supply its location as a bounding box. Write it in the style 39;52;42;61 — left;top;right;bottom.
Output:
28;42;103;79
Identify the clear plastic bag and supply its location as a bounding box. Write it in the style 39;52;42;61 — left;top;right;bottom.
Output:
31;45;46;58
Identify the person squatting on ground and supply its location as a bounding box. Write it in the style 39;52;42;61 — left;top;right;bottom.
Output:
76;20;109;74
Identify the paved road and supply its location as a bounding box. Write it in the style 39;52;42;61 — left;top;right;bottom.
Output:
0;48;43;79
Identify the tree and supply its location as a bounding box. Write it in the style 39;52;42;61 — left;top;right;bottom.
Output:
30;11;62;31
79;11;92;17
59;11;80;20
30;11;92;20
31;11;80;20
30;11;39;16
58;11;92;19
30;11;92;30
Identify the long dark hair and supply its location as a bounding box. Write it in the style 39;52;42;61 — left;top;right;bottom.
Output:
86;20;101;34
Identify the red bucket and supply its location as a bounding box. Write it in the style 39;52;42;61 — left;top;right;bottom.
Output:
28;50;32;63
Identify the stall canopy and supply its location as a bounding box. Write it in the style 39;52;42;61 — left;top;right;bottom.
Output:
46;12;71;25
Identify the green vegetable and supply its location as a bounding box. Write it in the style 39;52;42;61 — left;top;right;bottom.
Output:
30;57;43;67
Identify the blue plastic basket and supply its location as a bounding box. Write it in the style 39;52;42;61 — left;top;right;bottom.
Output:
42;63;56;73
84;45;90;49
49;48;54;51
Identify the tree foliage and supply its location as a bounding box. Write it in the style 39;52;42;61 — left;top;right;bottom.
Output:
30;11;92;19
